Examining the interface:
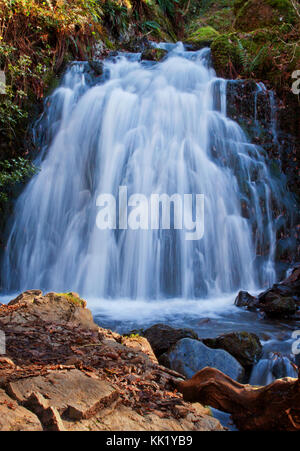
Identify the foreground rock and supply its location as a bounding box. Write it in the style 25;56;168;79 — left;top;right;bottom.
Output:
203;332;262;369
0;388;42;431
0;291;223;431
160;338;244;382
143;323;198;359
177;367;300;431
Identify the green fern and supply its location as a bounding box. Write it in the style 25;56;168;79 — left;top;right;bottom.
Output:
237;39;267;74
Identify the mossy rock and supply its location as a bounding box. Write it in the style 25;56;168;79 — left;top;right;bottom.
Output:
57;292;87;308
211;33;241;76
203;331;263;368
141;48;168;62
186;26;220;48
234;0;298;31
259;295;297;318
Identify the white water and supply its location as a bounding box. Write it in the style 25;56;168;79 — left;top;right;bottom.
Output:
250;352;298;385
1;44;286;299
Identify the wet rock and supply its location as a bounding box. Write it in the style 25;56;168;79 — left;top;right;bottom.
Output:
123;36;150;53
258;295;297;318
0;389;42;431
141;48;168;62
234;291;258;311
88;60;103;76
203;332;262;368
257;264;300;318
162;338;244;382
143;324;198;358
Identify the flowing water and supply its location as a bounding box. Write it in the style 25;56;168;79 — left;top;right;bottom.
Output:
1;43;289;297
0;43;298;386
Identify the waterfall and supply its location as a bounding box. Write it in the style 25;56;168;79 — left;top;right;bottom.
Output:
250;353;298;386
1;44;289;299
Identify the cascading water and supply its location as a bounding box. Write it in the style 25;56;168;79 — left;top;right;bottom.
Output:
1;43;289;299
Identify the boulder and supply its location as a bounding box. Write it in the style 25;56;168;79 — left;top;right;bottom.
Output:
234;291;258;311
88;60;103;76
141;48;168;62
185;26;219;49
258;295;297;318
1;290;97;330
257;265;300;318
143;324;198;358
203;332;262;368
161;338;244;381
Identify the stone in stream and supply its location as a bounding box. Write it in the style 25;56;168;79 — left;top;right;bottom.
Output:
234;290;258;311
203;332;263;369
143;323;198;359
160;338;244;382
141;48;168;62
256;264;300;318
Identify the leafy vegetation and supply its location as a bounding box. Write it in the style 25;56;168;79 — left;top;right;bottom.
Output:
0;157;36;209
0;0;185;244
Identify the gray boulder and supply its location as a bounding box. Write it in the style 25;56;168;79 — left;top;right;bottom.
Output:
143;323;198;358
162;338;244;381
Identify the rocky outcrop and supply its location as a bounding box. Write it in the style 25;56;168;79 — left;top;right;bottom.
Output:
203;332;262;369
142;323;198;359
0;388;43;431
257;264;300;318
0;291;223;431
160;338;244;382
234;265;300;319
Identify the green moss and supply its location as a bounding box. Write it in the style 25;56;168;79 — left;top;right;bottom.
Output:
211;33;241;75
57;292;86;308
211;24;299;91
186;26;220;47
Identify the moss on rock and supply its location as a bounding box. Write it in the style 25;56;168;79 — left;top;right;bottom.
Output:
57;292;87;308
211;33;242;76
234;0;297;31
186;26;220;48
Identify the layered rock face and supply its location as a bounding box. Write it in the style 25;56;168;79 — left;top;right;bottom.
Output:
0;291;223;431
